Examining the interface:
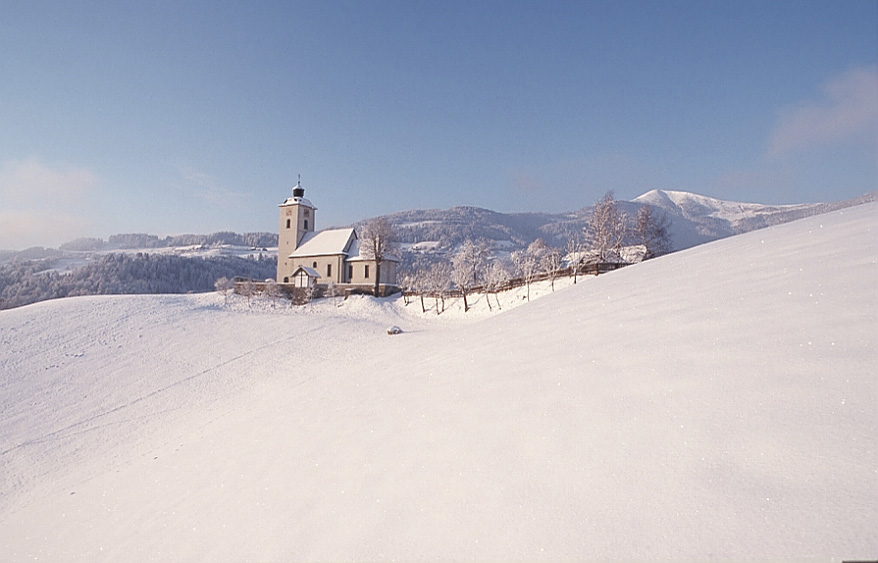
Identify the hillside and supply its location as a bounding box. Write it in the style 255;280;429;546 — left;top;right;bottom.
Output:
1;202;875;560
633;189;876;250
361;190;875;256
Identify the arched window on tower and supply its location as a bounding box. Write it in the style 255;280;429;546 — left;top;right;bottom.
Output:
286;219;290;229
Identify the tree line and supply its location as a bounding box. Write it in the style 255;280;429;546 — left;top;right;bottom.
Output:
400;192;671;313
58;231;278;251
0;252;276;310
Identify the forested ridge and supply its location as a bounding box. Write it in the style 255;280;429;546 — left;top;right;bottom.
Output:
0;253;276;310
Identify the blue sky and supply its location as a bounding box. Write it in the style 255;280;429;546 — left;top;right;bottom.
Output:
1;0;876;250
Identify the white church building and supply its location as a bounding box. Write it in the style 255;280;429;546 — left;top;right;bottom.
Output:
276;180;398;295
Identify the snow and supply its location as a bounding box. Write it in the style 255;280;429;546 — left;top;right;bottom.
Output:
280;196;314;209
1;203;876;561
288;228;355;258
635;189;821;227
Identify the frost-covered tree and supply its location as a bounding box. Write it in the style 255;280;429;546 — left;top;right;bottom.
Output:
427;261;452;315
540;245;563;291
483;259;510;310
241;279;255;307
564;228;586;284
214;276;234;305
325;281;343;307
512;240;546;302
451;238;492;312
585;191;629;262
409;265;431;313
358;218;400;297
263;279;281;308
303;282;315;306
634;205;672;259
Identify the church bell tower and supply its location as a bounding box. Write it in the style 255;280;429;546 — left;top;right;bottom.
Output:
277;177;316;282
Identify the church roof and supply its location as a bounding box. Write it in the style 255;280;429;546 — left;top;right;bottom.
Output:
289;228;356;258
291;266;321;278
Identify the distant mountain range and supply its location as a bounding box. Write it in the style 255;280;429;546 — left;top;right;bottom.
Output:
357;190;876;258
629;190;876;251
3;190;874;266
2;190;873;310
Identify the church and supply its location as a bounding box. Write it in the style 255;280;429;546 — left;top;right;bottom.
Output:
275;180;399;295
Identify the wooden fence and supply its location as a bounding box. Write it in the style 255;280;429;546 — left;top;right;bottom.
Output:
233;262;627;304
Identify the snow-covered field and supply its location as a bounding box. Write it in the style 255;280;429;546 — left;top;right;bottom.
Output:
1;203;875;561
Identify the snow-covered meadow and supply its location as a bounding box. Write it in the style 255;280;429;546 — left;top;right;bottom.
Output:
1;203;875;561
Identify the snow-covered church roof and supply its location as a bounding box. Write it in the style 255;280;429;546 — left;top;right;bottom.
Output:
289;228;356;258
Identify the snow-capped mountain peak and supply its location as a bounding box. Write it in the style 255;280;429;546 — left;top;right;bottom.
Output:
631;189;874;250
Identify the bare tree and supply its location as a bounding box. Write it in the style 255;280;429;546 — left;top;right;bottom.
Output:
214;276;234;305
399;272;414;306
303;282;315;307
585;191;629;262
540;246;563;291
512;240;546;301
358;218;400;297
634;205;672;259
325;280;343;307
427;261;452;315
241;278;255;307
411;268;429;313
484;259;510;310
451;238;492;312
263;279;281;308
407;259;433;313
564;228;586;284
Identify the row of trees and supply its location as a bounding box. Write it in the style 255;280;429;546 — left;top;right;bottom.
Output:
59;231;278;251
401;238;567;313
401;192;671;313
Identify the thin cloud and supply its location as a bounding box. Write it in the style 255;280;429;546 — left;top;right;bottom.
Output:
768;66;878;158
0;157;97;204
0;158;98;249
0;209;91;250
176;165;248;208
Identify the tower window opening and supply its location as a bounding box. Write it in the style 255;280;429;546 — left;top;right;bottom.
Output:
286;219;290;229
327;264;332;277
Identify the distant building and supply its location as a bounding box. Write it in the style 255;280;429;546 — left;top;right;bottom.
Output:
276;180;398;294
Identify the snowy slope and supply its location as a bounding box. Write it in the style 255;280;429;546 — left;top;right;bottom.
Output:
0;203;875;561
